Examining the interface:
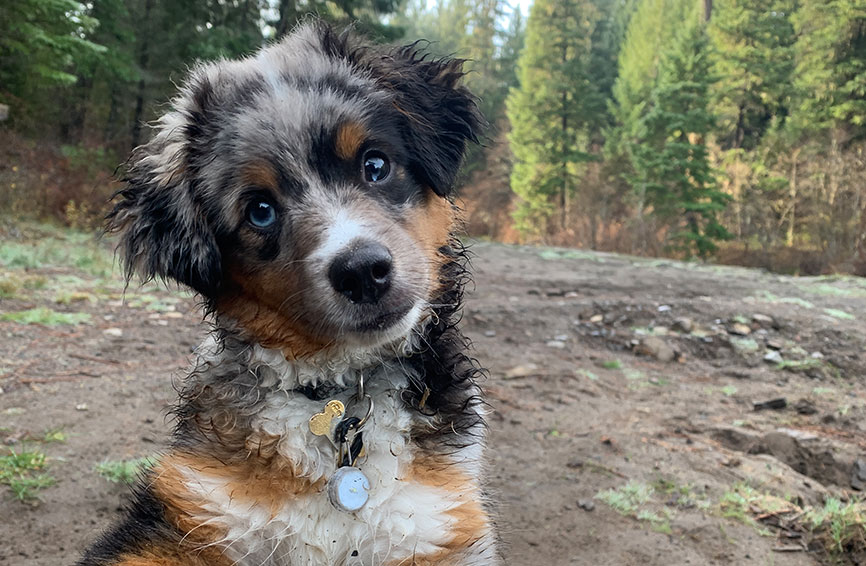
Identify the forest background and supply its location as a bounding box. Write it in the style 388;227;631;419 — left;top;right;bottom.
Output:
2;0;866;275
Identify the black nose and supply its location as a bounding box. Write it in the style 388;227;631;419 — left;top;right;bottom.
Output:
328;241;393;304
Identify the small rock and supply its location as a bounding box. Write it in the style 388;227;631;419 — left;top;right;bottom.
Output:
483;330;496;337
589;314;604;323
75;403;88;411
658;305;672;312
810;351;824;359
578;499;596;512
766;338;784;351
794;399;818;415
554;334;569;341
729;323;752;336
636;336;675;362
103;327;123;337
546;340;566;349
504;363;540;379
164;311;184;319
752;313;775;326
851;458;866;491
672;317;693;333
753;398;787;411
763;350;783;364
564;291;579;298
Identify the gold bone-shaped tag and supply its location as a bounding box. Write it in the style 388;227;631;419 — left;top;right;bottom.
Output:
309;400;345;437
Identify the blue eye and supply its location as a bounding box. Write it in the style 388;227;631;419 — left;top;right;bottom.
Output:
363;151;390;183
247;200;277;228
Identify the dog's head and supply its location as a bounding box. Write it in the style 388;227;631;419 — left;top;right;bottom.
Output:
108;23;483;358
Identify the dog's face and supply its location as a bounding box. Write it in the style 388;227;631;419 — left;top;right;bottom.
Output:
109;24;483;357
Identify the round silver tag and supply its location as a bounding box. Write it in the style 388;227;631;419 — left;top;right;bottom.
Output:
328;466;371;513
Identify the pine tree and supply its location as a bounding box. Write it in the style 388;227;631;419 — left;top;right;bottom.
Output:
0;0;105;128
631;12;732;257
506;0;601;236
608;0;694;149
708;0;797;150
790;0;866;140
462;0;504;122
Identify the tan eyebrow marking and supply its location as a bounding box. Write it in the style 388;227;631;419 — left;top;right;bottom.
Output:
241;160;279;190
335;121;367;161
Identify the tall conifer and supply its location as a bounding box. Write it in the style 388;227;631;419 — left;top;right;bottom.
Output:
632;11;731;257
506;0;601;236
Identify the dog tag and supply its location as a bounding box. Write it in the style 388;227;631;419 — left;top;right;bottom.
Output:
328;466;370;512
309;400;345;437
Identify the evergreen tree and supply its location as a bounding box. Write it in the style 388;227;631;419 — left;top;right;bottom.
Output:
608;0;693;149
462;0;506;122
506;0;601;236
0;0;105;128
708;0;797;150
631;13;731;257
790;0;866;140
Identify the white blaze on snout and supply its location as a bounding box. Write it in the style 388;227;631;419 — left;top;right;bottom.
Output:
310;208;375;266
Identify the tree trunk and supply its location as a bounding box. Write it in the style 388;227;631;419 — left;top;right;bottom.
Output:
130;0;153;150
786;148;800;248
276;0;298;39
559;19;569;233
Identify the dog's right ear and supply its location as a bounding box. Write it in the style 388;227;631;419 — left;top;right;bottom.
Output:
106;72;222;297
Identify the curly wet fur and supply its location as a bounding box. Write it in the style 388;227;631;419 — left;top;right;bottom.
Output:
82;21;497;566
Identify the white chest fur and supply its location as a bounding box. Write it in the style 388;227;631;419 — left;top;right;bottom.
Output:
173;349;492;565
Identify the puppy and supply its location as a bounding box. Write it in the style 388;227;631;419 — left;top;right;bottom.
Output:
79;22;498;566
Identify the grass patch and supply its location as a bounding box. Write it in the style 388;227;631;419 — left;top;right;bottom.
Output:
0;274;21;298
718;483;786;537
623;368;645;380
800;282;866;298
755;291;815;309
596;479;698;534
596;480;654;515
775;358;838;378
0;307;91;326
719;482;866;558
0;447;55;501
823;308;855;320
806;498;866;556
720;385;738;397
0;226;114;277
54;290;97;305
95;457;157;485
601;359;623;370
41;428;67;443
577;368;599;381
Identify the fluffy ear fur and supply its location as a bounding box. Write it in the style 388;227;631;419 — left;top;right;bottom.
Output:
106;73;222;297
378;45;486;197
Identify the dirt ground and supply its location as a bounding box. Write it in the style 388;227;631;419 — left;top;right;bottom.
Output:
2;226;866;565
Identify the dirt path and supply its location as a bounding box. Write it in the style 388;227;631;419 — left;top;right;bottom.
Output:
1;234;865;565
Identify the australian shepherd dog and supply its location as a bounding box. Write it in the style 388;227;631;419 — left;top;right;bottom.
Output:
78;21;499;566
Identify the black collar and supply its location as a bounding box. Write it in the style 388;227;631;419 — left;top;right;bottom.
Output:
294;381;348;401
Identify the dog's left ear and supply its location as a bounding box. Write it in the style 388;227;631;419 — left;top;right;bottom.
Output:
381;47;486;196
